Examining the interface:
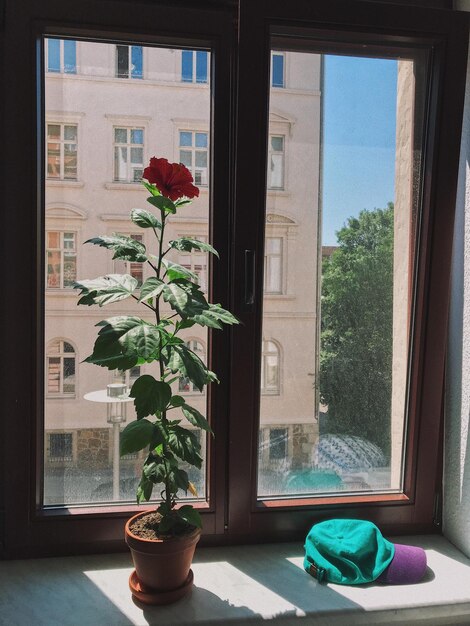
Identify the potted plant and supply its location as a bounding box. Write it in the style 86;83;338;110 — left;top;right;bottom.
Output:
73;157;239;604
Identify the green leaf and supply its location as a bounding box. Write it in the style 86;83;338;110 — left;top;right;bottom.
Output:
161;281;208;319
172;468;190;492
139;277;165;301
143;181;162;197
120;419;156;456
143;459;166;483
162;259;199;282
130;375;172;419
147;195;176;214
137;474;154;504
191;303;240;330
177;505;202;529
182;403;213;434
85;317;161;370
165;344;212;392
85;235;147;262
169;395;185;407
130;208;162;230
167;425;202;468
169;237;219;258
74;274;138;307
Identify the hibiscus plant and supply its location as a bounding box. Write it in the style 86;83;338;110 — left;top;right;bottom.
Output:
74;157;239;535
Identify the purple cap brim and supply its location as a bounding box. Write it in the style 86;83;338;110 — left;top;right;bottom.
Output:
377;543;427;585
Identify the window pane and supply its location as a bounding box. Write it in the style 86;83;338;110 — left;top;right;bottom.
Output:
43;39;211;507
116;45;129;78
114;128;127;143
180;150;192;167
64;40;76;74
257;48;422;499
180;131;192;147
47;39;60;73
130;129;143;144
195;151;207;167
181;50;193;82
196;51;208;83
131;46;143;79
272;53;284;88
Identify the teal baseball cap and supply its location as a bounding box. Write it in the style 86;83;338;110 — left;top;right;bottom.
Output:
304;519;427;585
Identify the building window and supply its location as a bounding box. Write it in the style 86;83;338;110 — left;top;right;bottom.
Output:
47;340;76;396
113;233;144;285
264;237;283;294
47;123;78;180
267;135;284;190
113;127;144;182
179;340;205;393
177;234;208;292
181;50;208;83
115;45;143;79
269;428;288;460
261;340;280;395
271;53;285;88
46;231;77;289
179;131;208;187
46;39;76;74
48;433;74;463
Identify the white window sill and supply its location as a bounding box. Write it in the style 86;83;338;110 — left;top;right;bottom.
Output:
46;179;84;188
1;535;470;625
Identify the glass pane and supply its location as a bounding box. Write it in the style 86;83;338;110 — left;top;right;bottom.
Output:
181;50;193;82
195;132;207;148
257;46;422;499
131;46;143;79
180;150;192;167
116;45;129;78
180;131;192;147
44;39;211;507
195;151;207;167
130;147;143;164
196;51;208;83
114;128;127;143
130;128;143;144
47;39;60;73
64;40;76;74
272;54;284;88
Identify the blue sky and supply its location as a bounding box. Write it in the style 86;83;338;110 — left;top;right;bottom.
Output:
322;55;398;245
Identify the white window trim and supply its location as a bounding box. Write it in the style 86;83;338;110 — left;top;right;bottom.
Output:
45;39;79;75
45;229;79;291
172;118;210;193
179;49;209;84
114;44;145;80
261;338;282;396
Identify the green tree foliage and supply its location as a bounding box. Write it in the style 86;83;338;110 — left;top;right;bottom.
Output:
320;203;394;456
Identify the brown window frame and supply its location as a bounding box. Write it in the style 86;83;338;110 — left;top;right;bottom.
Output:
0;0;468;557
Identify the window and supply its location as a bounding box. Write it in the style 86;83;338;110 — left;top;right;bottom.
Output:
115;45;143;79
269;428;288;460
113;233;144;285
181;50;208;83
2;0;465;557
46;38;76;74
264;237;283;294
271;53;284;88
47;123;78;180
177;234;208;292
267;135;284;189
113;128;144;182
47;340;76;396
179;131;208;187
48;433;74;463
46;231;77;289
261;340;280;395
179;340;206;393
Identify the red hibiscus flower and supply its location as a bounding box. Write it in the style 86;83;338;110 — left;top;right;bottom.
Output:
143;157;199;201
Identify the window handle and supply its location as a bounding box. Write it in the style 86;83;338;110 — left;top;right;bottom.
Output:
244;249;255;308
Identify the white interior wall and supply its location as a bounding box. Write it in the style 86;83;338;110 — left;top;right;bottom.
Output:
444;28;470;557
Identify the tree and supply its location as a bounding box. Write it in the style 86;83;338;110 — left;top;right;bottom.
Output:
320;203;394;456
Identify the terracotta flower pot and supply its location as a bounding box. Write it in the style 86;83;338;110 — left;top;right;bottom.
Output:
125;511;201;593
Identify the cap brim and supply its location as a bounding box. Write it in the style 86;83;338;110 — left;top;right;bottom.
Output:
377;543;427;585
